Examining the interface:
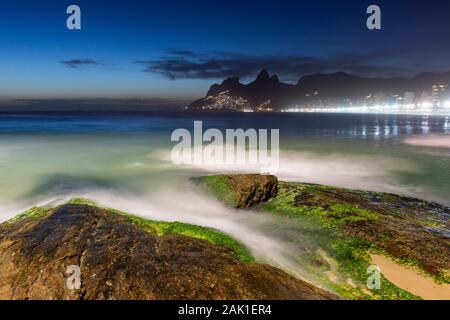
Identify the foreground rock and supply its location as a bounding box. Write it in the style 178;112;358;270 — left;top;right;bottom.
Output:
199;174;450;299
198;174;278;208
289;183;450;279
0;204;337;300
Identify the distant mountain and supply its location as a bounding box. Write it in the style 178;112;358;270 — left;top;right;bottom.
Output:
188;70;450;111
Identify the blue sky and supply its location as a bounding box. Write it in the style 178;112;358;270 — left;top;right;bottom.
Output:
1;0;450;102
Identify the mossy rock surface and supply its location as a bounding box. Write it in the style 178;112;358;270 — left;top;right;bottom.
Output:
264;182;449;278
199;174;450;299
264;182;449;299
197;174;278;208
0;202;339;300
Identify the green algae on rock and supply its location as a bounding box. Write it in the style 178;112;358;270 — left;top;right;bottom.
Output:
198;174;450;300
0;203;338;300
197;174;278;208
16;198;254;264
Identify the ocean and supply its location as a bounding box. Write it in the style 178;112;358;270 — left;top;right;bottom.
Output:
0;111;449;279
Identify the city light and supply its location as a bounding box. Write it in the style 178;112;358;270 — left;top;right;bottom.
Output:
195;84;449;115
421;101;432;108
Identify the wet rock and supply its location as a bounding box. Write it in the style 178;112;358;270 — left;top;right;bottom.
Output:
0;204;337;300
227;174;278;208
199;174;278;208
290;184;450;278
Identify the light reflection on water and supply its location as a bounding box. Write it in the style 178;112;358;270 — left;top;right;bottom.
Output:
317;116;448;140
0;112;449;218
0;112;449;285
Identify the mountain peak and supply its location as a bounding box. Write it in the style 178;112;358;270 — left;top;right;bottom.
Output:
206;77;242;96
221;77;240;86
270;74;280;83
191;70;450;111
256;69;270;81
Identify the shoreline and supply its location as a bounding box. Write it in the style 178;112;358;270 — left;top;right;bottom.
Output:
371;254;450;300
1;175;449;300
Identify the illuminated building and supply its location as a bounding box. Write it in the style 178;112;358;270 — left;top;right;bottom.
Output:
432;84;448;106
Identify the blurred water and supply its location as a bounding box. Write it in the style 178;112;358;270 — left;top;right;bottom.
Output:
1;111;449;285
1;112;449;216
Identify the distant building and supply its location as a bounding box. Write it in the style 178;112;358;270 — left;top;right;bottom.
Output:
404;92;415;106
432;83;448;106
374;93;385;105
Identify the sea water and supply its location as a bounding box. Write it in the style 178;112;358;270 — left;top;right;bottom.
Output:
0;111;449;280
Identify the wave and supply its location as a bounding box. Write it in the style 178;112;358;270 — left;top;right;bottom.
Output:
403;134;450;148
0;181;320;286
153;147;444;204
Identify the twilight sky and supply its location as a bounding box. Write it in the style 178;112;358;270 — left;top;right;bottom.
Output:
1;0;450;105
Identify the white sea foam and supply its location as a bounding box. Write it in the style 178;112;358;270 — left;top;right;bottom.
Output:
154;148;436;202
0;182;315;284
0;144;448;293
403;134;450;148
